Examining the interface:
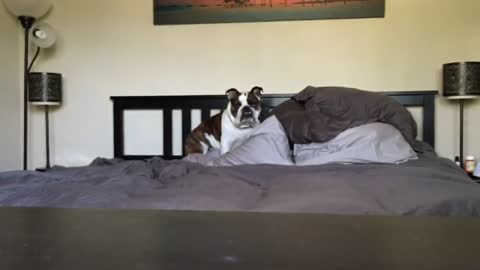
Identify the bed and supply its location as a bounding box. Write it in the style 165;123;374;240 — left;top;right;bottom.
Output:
1;89;480;216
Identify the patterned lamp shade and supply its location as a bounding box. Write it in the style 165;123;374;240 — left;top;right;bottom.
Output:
28;72;62;105
443;62;480;99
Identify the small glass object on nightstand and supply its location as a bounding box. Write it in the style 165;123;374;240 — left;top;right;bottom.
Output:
465;156;476;175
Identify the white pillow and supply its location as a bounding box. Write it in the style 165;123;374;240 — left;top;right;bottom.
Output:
294;123;417;166
184;116;293;166
215;116;293;166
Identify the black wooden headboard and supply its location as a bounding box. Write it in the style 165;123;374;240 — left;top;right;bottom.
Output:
111;91;437;160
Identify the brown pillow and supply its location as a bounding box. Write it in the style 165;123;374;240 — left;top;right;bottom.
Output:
272;86;418;149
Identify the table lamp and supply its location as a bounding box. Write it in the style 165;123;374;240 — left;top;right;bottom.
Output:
28;72;62;170
443;62;480;167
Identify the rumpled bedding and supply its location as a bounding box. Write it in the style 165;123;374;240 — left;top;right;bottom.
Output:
1;153;480;216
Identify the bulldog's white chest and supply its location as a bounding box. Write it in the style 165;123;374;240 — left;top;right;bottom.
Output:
220;110;253;154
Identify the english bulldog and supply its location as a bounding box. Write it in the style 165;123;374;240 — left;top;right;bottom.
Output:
184;87;263;155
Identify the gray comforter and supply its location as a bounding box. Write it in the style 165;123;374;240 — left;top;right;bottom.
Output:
1;154;479;216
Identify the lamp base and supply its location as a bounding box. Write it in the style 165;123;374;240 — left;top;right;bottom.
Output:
35;167;50;172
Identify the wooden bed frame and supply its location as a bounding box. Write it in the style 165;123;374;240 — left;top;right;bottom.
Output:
110;90;438;160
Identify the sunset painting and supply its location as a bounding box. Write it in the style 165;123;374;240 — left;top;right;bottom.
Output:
154;0;385;25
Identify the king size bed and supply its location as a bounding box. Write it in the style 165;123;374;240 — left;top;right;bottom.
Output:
1;87;479;216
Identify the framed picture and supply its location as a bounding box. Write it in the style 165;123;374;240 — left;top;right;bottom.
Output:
154;0;385;25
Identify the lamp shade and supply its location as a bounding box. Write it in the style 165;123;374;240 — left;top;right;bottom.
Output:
30;22;56;48
28;72;62;105
2;0;51;18
443;62;480;99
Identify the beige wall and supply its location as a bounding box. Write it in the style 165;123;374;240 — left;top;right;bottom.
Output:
29;0;480;167
0;5;21;171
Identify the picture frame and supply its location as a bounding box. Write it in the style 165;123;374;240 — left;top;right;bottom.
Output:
154;0;385;25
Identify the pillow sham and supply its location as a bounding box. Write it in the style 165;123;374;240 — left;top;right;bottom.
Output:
184;116;294;166
294;123;417;166
215;115;293;166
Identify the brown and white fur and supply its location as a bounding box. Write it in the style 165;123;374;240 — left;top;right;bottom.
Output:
184;87;263;155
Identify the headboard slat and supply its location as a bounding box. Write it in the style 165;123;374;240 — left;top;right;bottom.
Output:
181;110;192;154
163;109;173;157
111;90;438;160
113;101;125;158
201;109;211;122
422;94;436;148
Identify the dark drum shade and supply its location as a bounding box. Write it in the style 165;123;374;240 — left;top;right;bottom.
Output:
28;72;62;105
443;62;480;99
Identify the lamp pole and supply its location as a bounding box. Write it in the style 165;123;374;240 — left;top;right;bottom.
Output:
45;105;50;169
19;16;36;170
459;99;464;168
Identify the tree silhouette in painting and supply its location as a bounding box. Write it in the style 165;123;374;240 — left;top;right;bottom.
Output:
224;0;249;7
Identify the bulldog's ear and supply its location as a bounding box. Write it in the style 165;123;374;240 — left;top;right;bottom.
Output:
250;86;263;98
226;88;240;101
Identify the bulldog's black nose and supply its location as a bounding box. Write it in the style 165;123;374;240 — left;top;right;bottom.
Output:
242;107;254;118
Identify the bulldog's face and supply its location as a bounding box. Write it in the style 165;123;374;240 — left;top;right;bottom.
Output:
226;87;263;129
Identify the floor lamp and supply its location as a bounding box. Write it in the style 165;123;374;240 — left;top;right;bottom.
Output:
2;0;52;170
443;62;480;167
